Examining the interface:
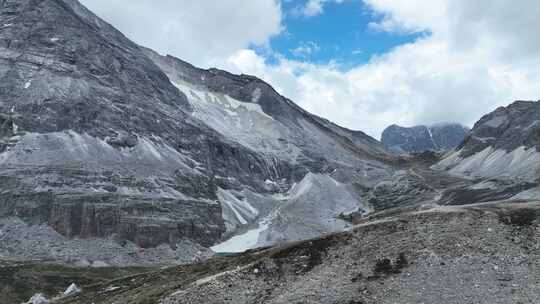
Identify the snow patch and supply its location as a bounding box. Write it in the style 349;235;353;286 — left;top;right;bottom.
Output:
63;283;81;296
427;127;437;149
104;286;121;292
25;293;49;304
169;80;306;163
265;179;276;185
211;215;272;253
251;87;262;103
218;188;259;226
173;81;271;120
12;121;18;134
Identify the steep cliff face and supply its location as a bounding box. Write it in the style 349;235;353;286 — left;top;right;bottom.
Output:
435;100;540;181
381;123;469;154
428;100;540;208
430;123;471;150
0;0;403;265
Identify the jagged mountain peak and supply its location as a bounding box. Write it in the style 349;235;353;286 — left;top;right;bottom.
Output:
0;0;196;137
455;99;540;157
436;100;540;181
381;123;469;154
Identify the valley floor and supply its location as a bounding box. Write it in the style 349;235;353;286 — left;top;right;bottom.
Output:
30;199;540;304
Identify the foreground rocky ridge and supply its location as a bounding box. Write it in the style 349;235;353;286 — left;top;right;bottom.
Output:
37;200;540;304
0;261;147;304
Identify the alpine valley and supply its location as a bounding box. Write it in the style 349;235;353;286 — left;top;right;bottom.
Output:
2;1;540;304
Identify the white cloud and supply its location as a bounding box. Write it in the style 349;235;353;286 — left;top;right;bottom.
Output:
365;0;447;34
79;0;282;68
81;0;540;139
290;0;346;18
291;41;321;58
222;0;540;138
301;0;324;17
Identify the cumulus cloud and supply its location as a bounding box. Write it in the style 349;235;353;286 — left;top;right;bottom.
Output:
79;0;282;68
291;41;321;58
299;0;324;17
290;0;346;18
365;0;540;61
222;0;540;138
81;0;540;139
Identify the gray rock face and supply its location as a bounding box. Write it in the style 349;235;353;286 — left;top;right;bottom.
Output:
381;123;469;154
0;0;237;254
435;100;540;181
457;100;540;157
143;48;391;164
0;0;401;264
430;123;471;150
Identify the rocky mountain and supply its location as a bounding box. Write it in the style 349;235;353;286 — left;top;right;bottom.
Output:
3;2;540;303
436;100;540;182
1;0;526;269
431;100;540;206
381;123;469;154
0;0;412;266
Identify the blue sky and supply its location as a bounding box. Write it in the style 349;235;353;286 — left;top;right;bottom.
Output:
260;0;421;69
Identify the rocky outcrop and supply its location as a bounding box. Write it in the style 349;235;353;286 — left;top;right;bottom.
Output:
435;100;540;181
455;100;540;157
381;123;469;154
0;190;224;248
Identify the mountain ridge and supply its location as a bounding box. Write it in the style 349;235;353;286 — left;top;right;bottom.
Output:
435;100;540;181
381;123;469;154
0;0;404;266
